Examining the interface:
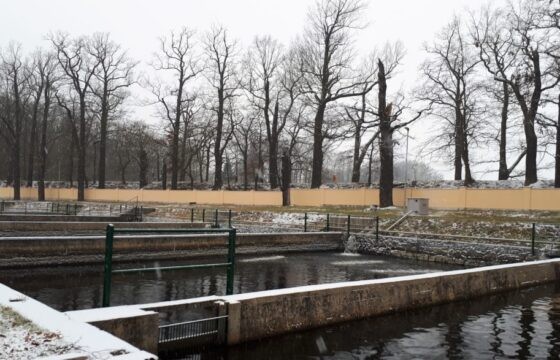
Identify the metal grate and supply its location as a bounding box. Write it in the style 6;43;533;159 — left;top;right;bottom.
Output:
158;315;228;350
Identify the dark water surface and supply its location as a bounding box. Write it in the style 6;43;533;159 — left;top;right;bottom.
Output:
167;284;560;360
0;252;457;311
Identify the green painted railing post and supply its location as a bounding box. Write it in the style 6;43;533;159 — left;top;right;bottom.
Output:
214;209;219;228
304;212;308;232
66;204;69;215
226;228;236;295
347;214;351;236
202;209;206;223
191;208;194;223
376;216;379;241
228;209;232;228
531;223;536;256
326;213;330;232
102;224;115;307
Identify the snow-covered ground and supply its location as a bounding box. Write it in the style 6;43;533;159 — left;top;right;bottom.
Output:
0;284;156;360
0;307;78;359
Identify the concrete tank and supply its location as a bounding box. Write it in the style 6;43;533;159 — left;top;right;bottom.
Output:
407;198;429;215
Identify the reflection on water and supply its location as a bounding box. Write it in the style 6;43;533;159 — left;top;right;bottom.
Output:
167;284;560;360
0;252;457;311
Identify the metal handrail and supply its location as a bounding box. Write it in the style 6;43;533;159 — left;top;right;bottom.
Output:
102;224;237;307
159;315;228;329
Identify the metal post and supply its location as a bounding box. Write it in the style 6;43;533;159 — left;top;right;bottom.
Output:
76;204;79;215
191;208;194;223
66;204;69;215
376;216;379;241
202;208;206;223
304;212;308;232
228;209;232;228
226;228;236;295
326;213;330;232
531;223;536;256
25;202;27;215
214;209;219;228
120;204;122;213
102;224;115;307
347;214;351;237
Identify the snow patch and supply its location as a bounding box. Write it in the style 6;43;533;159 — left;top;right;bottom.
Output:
239;255;286;263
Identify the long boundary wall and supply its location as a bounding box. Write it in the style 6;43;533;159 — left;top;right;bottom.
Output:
1;186;560;211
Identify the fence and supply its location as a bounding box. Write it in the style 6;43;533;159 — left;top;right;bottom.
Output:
1;186;560;211
180;207;558;256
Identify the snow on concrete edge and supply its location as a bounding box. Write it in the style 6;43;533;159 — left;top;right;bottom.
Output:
0;283;157;359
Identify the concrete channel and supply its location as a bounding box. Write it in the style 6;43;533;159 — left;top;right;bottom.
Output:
0;231;344;267
66;258;560;354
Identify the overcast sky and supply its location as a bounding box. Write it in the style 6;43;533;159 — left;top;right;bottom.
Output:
5;0;546;181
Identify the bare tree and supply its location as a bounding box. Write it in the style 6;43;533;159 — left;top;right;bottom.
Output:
204;25;239;189
89;33;136;188
419;17;480;185
299;0;374;188
36;51;58;200
376;65;424;207
50;33;100;200
233;111;257;190
149;27;200;190
471;2;559;185
0;43;29;200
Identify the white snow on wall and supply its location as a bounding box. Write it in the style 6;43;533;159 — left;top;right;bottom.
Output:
0;284;156;360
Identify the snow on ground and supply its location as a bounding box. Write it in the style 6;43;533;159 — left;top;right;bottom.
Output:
0;306;79;359
0;284;156;359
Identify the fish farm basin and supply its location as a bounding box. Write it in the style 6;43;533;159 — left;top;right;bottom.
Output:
0;251;458;312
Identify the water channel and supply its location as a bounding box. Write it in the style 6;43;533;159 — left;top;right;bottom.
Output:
0;251;457;312
167;284;560;360
5;251;558;359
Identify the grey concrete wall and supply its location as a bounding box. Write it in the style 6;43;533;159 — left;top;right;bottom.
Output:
0;221;207;232
225;259;560;344
88;312;160;354
0;213;135;222
0;232;343;267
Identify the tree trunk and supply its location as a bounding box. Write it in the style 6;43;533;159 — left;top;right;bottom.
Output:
77;98;86;201
243;149;248;191
38;83;51;201
367;145;374;187
378;60;393;207
281;149;292;206
268;102;280;189
454;97;463;181
213;87;225;190
351;123;362;183
555;96;560;188
498;82;510;180
27;89;42;187
98;86;109;189
523;115;538;186
162;162;167;190
555;122;560;188
205;145;210;183
139;149;148;188
310;103;326;188
12;80;22;201
171;121;180;190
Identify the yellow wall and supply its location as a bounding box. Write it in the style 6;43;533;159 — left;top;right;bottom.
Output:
1;186;560;211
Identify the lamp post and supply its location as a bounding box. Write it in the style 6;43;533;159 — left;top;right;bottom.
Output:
404;127;410;202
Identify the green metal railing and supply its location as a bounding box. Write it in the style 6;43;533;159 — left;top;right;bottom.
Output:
102;225;237;307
